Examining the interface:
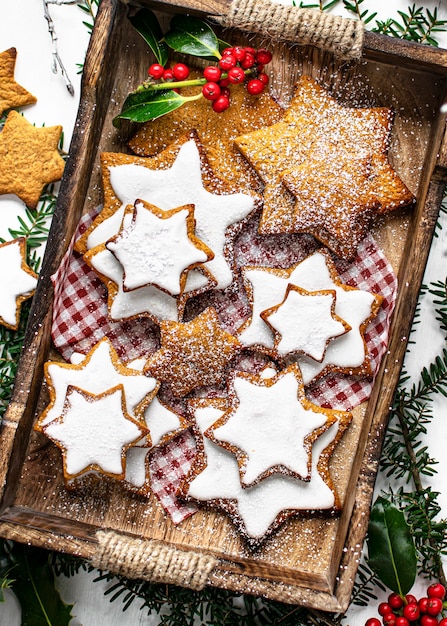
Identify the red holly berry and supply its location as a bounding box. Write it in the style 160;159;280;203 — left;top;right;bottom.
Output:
258;72;269;85
244;46;256;56
232;45;246;61
366;619;382;626
428;584;446;600
426;597;443;617
388;594;404;610
419;597;430;614
202;81;221;101
162;68;174;81
255;48;272;64
219;77;230;88
212;95;230;113
406;595;418;606
420;615;439;626
203;66;221;82
383;612;398;626
228;66;245;84
240;52;256;69
438;619;447;626
403;603;420;622
396;618;410;626
148;63;165;79
172;62;189;80
379;603;393;616
220;85;231;99
246;78;265;95
219;54;237;70
221;47;234;56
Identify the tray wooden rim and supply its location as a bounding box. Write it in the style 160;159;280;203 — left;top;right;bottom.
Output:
1;0;447;611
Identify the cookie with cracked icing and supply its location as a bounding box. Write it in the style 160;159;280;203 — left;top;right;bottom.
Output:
237;249;383;385
260;284;351;362
144;307;242;397
0;110;64;208
75;131;259;293
0;47;36;115
181;376;353;545
0;237;38;330
234;76;415;259
41;384;148;483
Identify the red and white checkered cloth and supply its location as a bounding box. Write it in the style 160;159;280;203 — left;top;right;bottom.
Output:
50;208;397;523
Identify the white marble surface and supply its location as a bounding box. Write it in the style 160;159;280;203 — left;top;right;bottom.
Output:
0;1;446;623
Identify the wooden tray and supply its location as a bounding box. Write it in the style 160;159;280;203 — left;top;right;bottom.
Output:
1;0;447;611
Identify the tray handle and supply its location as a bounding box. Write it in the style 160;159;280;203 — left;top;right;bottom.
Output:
92;530;218;590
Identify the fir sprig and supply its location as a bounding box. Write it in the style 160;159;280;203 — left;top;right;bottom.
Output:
373;6;447;46
342;0;377;26
76;0;99;35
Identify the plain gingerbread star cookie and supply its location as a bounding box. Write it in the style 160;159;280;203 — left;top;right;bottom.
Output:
0;110;65;208
0;48;36;115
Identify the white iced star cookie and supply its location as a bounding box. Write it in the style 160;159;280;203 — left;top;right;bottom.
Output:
76;133;258;292
261;284;350;361
42;384;147;481
238;250;383;385
182;392;352;544
106;200;213;296
35;337;159;437
0;237;38;329
205;364;337;486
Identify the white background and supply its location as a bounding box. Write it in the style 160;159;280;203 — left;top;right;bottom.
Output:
0;1;447;624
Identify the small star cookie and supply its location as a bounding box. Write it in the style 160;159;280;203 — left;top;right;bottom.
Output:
0;237;38;330
144;307;242;396
0;110;65;208
0;48;36;115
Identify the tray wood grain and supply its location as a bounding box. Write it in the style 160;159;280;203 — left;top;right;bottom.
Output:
1;0;447;611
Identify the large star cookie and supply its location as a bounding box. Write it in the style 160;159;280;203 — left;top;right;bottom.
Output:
234;76;415;259
205;365;337;486
77;132;258;291
0;110;65;208
0;237;38;329
0;48;36;115
237;250;383;385
144;307;242;397
182;387;352;544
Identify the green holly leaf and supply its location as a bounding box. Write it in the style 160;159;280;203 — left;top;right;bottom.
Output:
9;544;73;625
367;496;417;596
113;88;189;125
164;15;221;60
128;8;169;66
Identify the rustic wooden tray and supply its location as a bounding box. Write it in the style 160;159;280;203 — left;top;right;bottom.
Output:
1;0;447;612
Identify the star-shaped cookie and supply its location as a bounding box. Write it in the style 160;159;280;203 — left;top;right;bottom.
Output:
0;110;65;208
0;237;38;329
144;307;242;397
234;76;415;259
206;365;337;486
42;385;147;481
237;250;383;385
0;48;36;115
261;285;350;361
106;200;213;295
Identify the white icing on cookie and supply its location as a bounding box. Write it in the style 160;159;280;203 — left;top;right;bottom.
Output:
263;287;347;361
106;202;210;295
188;403;339;539
40;338;157;429
43;385;145;477
99;140;255;289
0;238;37;327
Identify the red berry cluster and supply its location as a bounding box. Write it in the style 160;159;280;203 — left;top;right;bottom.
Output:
366;584;447;626
147;46;272;114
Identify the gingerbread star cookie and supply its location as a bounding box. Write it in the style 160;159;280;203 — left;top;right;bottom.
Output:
106;200;213;296
42;384;147;481
0;48;36;115
0;110;65;208
206;365;337;486
0;237;38;329
144;307;242;396
234;76;415;259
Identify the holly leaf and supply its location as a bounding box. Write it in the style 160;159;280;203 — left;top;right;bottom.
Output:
165;15;221;59
128;8;169;66
9;544;73;625
367;496;417;596
113;88;188;125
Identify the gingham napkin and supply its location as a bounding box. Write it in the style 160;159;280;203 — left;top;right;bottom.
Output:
50;208;397;523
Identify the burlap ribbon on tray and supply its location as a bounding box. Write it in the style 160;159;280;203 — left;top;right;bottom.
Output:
215;0;364;61
92;531;218;590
